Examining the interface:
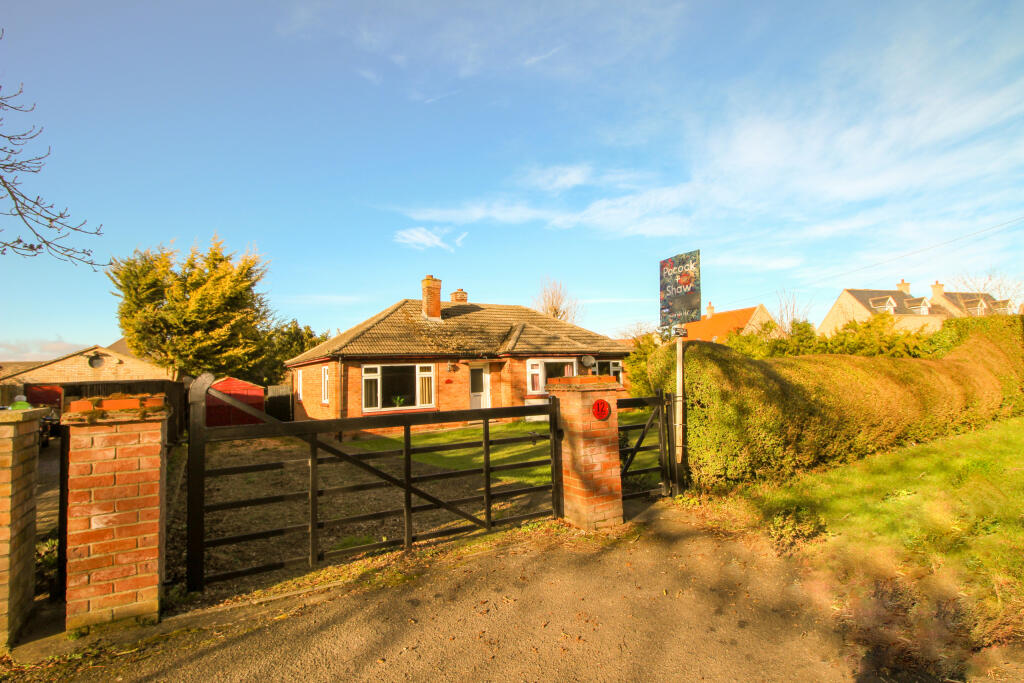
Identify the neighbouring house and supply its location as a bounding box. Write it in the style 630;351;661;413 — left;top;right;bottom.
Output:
284;275;630;428
0;341;175;408
681;302;782;342
818;279;1014;336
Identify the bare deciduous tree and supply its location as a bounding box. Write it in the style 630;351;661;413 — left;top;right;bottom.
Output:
1;31;104;266
774;289;811;334
533;278;582;324
950;271;1024;308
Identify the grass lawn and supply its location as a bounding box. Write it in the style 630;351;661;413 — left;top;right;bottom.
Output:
344;409;658;487
727;416;1024;659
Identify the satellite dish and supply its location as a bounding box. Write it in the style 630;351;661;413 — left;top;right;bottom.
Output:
580;355;596;368
88;354;105;369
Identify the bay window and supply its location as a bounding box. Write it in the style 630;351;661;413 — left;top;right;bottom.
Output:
362;364;434;411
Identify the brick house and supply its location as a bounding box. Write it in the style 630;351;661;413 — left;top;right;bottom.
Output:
0;342;174;407
285;276;630;426
818;280;1014;336
681;302;782;342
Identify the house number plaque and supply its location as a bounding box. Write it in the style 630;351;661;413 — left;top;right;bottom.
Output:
591;399;611;421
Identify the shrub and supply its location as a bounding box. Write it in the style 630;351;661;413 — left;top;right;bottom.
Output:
639;315;1024;490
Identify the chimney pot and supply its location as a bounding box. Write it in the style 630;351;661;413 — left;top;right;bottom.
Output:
451;288;468;303
930;281;945;299
421;275;442;320
896;279;911;294
706;302;715;318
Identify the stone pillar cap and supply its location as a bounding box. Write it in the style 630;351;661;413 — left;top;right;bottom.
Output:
0;407;50;423
545;376;621;392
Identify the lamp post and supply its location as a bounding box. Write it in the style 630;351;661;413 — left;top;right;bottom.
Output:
672;324;689;492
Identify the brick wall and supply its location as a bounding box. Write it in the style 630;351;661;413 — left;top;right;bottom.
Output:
292;360;340;421
546;377;623;530
62;398;168;629
0;408;46;651
1;347;173;388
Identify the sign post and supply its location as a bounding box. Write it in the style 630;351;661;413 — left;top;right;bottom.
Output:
660;250;700;492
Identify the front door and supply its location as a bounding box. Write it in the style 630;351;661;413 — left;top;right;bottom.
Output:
470;367;486;409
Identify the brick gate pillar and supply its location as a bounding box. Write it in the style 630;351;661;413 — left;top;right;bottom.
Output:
0;408;47;651
546;377;623;530
61;395;169;630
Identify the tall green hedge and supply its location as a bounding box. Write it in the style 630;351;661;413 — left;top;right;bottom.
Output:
636;315;1024;491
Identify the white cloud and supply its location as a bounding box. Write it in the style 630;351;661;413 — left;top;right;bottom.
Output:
522;46;563;67
354;67;382;85
454;231;468;247
394;227;456;251
0;338;86;362
520;164;593;193
278;294;364;305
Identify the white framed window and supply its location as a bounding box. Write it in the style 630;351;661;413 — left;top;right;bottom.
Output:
297;369;303;402
526;358;578;394
362;364;435;411
321;365;330;404
597;360;623;383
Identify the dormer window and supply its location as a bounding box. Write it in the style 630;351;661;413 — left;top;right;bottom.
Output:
868;296;896;314
904;297;929;315
992;300;1010;314
963;298;987;316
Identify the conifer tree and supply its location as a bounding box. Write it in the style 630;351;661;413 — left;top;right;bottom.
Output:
108;238;272;381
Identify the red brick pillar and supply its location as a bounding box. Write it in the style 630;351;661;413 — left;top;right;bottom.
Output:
61;395;169;630
546;377;623;530
0;408;47;650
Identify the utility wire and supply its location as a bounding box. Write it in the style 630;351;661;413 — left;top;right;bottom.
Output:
716;214;1024;310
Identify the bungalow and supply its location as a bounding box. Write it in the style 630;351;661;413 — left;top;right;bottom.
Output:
681;302;782;342
818;279;1013;336
285;275;630;424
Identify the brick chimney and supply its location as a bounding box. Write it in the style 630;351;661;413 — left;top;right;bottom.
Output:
422;275;442;320
930;280;945;300
896;279;911;294
706;302;715;319
451;288;468;303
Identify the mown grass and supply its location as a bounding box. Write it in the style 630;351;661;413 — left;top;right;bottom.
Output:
730;416;1024;668
344;410;657;487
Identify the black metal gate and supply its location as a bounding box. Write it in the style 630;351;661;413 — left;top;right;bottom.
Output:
186;374;563;590
618;392;680;498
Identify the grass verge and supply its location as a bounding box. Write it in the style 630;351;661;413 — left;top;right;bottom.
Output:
678;416;1024;677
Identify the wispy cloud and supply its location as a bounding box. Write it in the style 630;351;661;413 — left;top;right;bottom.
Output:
520;164;593;193
279;294;364;306
354;67;382;85
454;231;468;247
0;338;86;362
522;46;563;67
394;227;458;251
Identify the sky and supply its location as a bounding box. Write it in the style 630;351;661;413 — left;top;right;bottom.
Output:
2;1;1023;361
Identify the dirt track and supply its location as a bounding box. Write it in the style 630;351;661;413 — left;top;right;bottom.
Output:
22;500;870;682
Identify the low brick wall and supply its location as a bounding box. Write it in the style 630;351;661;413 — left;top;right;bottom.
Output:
62;396;169;630
0;408;47;651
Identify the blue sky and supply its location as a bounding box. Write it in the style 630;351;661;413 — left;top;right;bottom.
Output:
2;1;1023;360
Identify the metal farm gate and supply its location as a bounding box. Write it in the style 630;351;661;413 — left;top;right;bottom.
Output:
186;374;564;590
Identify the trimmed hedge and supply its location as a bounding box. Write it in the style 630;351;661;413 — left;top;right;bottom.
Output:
638;315;1024;491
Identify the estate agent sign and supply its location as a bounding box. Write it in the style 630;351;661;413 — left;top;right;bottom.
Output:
660;249;701;329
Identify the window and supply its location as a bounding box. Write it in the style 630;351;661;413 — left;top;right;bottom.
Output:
362;364;434;411
597;360;623;383
297;369;303;402
321;366;329;404
526;358;577;394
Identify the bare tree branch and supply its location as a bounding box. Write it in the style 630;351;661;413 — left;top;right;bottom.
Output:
533;278;581;324
1;29;105;267
950;271;1024;308
775;289;811;333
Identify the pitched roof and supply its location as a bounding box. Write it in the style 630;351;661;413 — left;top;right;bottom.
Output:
681;306;758;342
845;289;925;315
106;337;136;358
286;299;629;365
0;361;48;381
941;291;997;315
